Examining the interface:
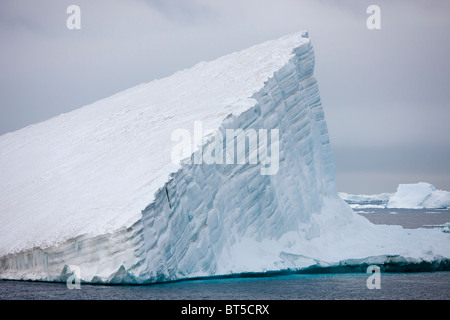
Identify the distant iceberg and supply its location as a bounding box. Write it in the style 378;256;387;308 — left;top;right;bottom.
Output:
340;182;450;209
388;182;450;209
1;32;449;284
338;192;391;209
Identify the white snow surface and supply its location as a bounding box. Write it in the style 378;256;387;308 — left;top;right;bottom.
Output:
0;32;449;283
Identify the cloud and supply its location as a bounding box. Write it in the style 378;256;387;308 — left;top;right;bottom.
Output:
141;0;214;24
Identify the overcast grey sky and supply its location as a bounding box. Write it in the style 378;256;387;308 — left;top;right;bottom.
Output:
1;0;449;194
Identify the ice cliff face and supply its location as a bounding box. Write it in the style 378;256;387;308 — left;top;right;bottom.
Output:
1;32;449;283
137;39;340;282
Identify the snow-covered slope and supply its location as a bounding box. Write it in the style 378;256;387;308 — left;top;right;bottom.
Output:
340;182;450;209
1;32;449;283
0;32;312;255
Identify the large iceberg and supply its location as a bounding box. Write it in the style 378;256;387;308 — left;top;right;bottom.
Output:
0;32;449;284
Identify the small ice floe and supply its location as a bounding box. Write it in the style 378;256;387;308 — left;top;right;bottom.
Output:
422;222;450;233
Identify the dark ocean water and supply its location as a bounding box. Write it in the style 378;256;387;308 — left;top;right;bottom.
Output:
1;209;449;300
0;272;449;300
353;208;450;229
